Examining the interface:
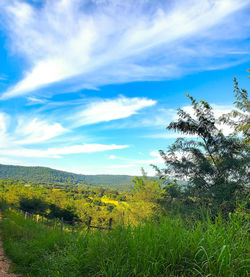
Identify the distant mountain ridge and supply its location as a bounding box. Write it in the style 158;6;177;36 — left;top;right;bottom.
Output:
0;164;134;190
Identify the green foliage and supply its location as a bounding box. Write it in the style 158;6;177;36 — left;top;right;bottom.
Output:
132;168;162;202
19;197;48;215
155;83;249;210
162;182;182;199
1;209;249;277
0;178;159;226
220;78;250;143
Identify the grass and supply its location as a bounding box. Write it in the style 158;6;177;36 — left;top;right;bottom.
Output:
1;209;249;277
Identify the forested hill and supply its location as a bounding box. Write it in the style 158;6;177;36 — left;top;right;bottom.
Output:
0;164;134;189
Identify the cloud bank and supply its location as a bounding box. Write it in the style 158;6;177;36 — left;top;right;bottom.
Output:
1;0;250;99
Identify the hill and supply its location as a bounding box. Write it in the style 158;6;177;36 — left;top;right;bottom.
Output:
0;164;134;190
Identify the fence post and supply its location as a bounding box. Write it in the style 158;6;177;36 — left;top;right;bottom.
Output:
25;212;28;220
87;216;92;230
108;218;113;230
60;217;64;232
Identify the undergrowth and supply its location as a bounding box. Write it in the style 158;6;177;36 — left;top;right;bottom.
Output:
1;209;249;277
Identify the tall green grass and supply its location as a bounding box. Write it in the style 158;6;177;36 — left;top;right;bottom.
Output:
1;210;249;277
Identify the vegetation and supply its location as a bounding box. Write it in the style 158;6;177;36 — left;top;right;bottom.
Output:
0;178;161;226
0;78;249;276
1;209;249;277
0;164;134;190
154;78;249;215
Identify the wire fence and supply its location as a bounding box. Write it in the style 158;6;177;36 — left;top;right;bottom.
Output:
2;205;113;234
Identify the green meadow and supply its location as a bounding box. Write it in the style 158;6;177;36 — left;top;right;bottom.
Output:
1;209;249;277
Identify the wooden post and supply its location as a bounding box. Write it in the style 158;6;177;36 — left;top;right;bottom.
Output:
87;216;92;230
60;217;64;232
25;212;28;219
108;218;113;230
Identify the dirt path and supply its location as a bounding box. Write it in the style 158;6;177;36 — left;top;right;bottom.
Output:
0;212;18;277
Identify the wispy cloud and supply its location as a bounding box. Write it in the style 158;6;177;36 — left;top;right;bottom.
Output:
1;0;249;99
0;112;9;133
0;143;128;158
15;117;68;145
0;110;129;158
106;150;164;167
101;151;164;175
70;96;156;127
26;97;48;105
99;107;177;131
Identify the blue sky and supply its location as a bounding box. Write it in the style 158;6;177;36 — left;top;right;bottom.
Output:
0;0;249;175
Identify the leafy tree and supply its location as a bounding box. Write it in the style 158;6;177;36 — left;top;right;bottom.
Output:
162;182;182;199
155;84;249;207
132;168;162;202
220;78;249;143
19;197;48;215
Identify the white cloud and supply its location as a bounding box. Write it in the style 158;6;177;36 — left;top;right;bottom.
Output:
110;150;164;167
101;107;176;130
1;0;249;99
0;112;72;151
0;143;128;158
109;155;116;160
15;117;68;145
71;96;156;126
0;110;129;159
0;112;9;134
26;97;48;105
0;112;13;148
100;150;165;175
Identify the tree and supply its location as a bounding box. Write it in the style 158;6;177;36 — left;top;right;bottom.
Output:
132;168;162;202
19;197;48;215
220;78;249;143
155;82;249;207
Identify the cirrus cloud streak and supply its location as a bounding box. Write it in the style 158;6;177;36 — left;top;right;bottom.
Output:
1;0;250;99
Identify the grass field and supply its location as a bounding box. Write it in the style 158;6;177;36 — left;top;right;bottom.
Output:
1;209;249;277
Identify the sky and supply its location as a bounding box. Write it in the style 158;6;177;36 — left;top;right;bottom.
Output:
0;0;250;176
